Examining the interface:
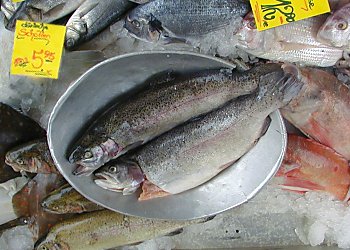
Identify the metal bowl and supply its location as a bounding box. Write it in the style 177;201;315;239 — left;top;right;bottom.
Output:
48;51;287;220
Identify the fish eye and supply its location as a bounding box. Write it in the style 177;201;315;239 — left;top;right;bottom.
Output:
131;20;141;28
16;158;24;165
337;20;348;30
109;166;118;173
248;21;256;29
84;151;93;159
40;246;49;250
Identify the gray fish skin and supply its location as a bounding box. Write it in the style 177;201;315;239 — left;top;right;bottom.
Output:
6;0;86;30
129;0;150;4
94;64;304;196
65;0;136;50
0;0;21;21
124;0;250;43
69;64;281;176
132;64;303;194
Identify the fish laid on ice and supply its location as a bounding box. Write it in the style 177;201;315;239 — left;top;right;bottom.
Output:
69;65;279;176
281;67;350;160
317;3;350;50
124;0;250;43
275;134;350;201
35;209;213;250
0;103;46;184
65;0;136;50
95;64;304;198
5;139;58;174
41;184;103;214
6;0;86;30
236;13;344;67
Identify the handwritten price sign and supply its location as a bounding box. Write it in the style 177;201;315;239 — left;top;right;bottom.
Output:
11;20;66;79
250;0;330;31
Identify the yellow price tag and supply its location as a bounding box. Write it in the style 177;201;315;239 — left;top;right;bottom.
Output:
12;0;25;2
11;20;66;79
250;0;331;31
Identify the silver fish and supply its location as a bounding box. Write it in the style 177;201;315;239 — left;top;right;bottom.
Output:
124;0;250;43
65;0;136;50
236;13;344;67
69;64;280;176
94;64;304;198
317;3;350;50
6;0;86;30
0;0;21;21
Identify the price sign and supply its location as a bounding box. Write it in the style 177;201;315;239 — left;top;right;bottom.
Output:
250;0;330;31
12;0;25;2
11;20;66;79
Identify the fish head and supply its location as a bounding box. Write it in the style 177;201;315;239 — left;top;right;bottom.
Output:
36;240;69;250
124;11;161;43
65;20;88;50
236;12;264;50
317;4;350;48
5;143;40;172
94;159;144;195
70;138;121;176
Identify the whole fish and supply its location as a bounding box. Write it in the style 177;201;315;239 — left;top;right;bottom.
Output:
0;103;46;183
69;65;280;176
6;0;86;30
275;134;350;201
317;3;350;50
41;184;103;214
281;67;350;161
65;0;136;50
124;0;250;43
35;209;212;250
236;13;344;67
5;139;58;174
95;64;304;198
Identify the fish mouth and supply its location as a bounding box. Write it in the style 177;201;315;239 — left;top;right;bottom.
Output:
94;172;124;192
72;164;98;176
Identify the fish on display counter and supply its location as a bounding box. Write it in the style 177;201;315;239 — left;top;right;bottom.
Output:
35;209;213;250
235;13;344;67
6;0;86;30
65;0;136;50
281;67;350;161
275;134;350;201
317;3;350;50
94;64;304;200
41;184;103;214
69;65;279;176
5;139;59;174
124;0;250;43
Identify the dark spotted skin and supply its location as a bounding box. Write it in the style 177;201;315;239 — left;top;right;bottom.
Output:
70;64;283;162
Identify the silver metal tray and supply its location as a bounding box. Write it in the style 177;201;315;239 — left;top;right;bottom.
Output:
48;51;287;220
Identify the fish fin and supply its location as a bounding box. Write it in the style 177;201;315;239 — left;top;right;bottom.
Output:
165;228;184;237
146;70;179;87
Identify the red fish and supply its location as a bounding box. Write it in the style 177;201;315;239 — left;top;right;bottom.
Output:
276;134;350;200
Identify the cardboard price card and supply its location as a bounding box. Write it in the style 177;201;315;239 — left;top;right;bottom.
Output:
250;0;331;31
12;0;25;2
11;20;66;79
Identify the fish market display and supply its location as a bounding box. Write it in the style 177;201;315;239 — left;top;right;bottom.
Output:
69;64;280;176
41;184;103;214
124;0;250;43
281;67;350;160
12;174;72;241
36;209;212;250
275;134;350;201
236;13;344;67
317;3;350;50
94;64;304;198
6;0;86;30
65;0;135;50
0;103;46;183
5;139;58;174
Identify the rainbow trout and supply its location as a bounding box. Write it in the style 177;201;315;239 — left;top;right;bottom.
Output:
69;64;281;176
